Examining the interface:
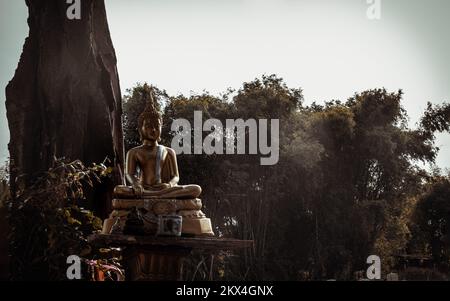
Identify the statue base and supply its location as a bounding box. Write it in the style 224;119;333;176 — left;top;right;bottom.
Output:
102;198;215;237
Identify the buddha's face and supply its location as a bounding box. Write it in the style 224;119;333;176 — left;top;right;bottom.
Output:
141;119;161;142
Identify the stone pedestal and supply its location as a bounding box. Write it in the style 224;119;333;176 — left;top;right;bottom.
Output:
88;234;253;281
102;198;215;237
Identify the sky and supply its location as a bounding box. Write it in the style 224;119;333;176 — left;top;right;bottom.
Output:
1;0;449;169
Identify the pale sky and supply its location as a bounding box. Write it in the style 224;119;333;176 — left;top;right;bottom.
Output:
1;0;449;168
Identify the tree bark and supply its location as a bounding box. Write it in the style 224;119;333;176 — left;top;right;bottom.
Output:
5;0;124;217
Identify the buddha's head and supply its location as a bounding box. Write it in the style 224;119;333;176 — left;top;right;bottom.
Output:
138;100;162;143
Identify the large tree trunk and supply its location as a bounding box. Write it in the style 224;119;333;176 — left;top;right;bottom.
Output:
5;0;124;218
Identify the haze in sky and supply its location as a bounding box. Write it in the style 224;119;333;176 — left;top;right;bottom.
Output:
1;0;449;168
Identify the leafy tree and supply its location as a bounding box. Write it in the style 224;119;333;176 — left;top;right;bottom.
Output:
121;77;450;280
7;159;120;280
411;177;450;265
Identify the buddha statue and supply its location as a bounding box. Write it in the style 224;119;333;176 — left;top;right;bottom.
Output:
114;98;201;199
103;89;214;236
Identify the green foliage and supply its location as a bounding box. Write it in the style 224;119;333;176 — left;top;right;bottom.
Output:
122;75;450;280
6;159;118;280
410;177;450;265
234;74;303;119
421;102;450;134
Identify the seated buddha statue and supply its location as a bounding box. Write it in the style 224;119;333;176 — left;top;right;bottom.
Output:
107;90;214;236
114;98;201;199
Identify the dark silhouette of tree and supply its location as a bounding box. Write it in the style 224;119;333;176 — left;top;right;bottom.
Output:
411;177;450;265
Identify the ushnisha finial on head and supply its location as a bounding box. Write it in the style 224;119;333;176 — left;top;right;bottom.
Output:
137;85;162;142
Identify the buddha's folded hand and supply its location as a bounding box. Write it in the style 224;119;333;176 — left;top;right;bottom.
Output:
132;183;144;196
151;183;171;190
